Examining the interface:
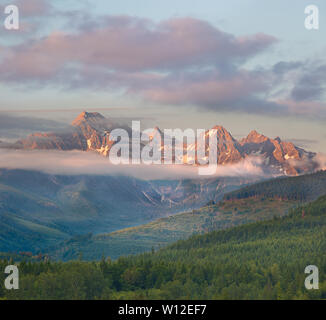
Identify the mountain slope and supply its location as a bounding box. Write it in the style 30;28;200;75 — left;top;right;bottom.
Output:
0;169;253;253
49;198;296;261
48;170;326;261
224;170;326;201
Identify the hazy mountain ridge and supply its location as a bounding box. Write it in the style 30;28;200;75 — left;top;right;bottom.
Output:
224;170;326;202
49;198;296;261
0;168;253;253
47;170;326;261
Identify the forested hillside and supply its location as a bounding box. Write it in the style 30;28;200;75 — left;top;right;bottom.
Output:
224;170;326;201
2;194;326;300
49;198;296;261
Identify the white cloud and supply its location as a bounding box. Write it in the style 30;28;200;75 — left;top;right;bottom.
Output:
315;153;326;170
0;149;268;180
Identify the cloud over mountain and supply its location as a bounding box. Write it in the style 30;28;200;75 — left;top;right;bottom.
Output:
0;10;325;117
0;16;276;76
0;15;280;115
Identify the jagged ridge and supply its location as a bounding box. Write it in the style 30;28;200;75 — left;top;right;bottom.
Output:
16;111;318;175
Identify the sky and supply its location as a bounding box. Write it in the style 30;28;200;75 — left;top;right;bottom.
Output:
0;0;325;153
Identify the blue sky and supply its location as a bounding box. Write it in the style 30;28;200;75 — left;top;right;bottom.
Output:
80;0;326;57
0;0;325;153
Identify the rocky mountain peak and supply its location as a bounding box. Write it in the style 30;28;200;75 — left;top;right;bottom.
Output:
207;125;236;142
242;130;269;144
211;125;230;134
71;111;105;127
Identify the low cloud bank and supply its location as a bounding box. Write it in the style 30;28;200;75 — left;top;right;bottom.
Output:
315;153;326;170
0;149;267;180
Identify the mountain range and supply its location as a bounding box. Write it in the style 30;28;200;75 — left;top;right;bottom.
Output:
8;111;318;176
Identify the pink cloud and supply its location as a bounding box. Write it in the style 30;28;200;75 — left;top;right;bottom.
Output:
5;15;323;117
276;99;326;116
0;149;268;179
0;16;276;80
138;70;267;106
14;0;52;16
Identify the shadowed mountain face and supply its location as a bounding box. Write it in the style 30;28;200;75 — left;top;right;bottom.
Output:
15;111;317;175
